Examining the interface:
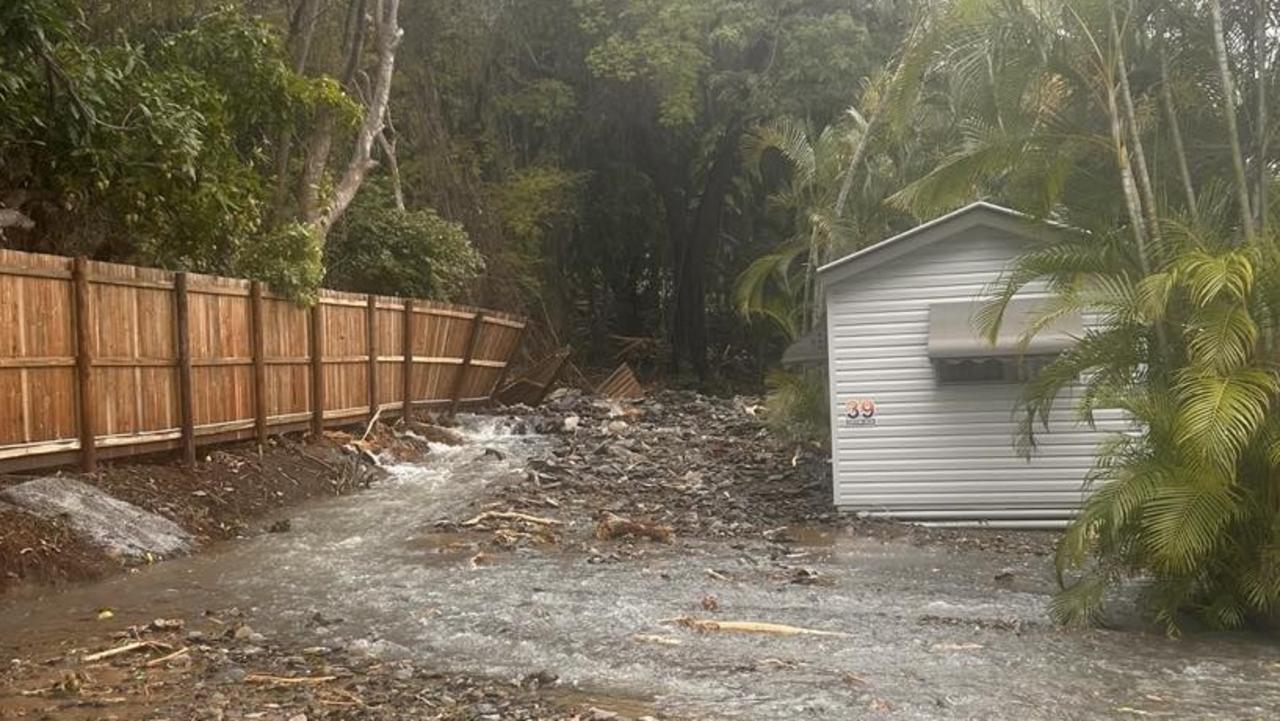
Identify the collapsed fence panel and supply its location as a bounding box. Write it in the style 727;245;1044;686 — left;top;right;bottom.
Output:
0;249;527;473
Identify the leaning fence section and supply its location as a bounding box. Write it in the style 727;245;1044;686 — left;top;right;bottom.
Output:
0;248;527;473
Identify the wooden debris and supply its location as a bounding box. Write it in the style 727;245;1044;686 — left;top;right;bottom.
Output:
595;363;643;400
460;510;562;527
594;513;672;543
661;616;852;638
930;642;984;652
244;674;338;686
144;647;190;667
631;634;683;646
82;640;171;663
495;348;571;406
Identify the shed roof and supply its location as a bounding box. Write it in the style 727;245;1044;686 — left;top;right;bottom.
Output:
817;202;1058;286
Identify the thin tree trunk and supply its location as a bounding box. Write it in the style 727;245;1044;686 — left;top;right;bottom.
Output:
1160;47;1198;216
269;0;321;226
832;107;878;222
377;131;406;211
318;0;402;235
1209;0;1256;240
1104;62;1150;273
1111;6;1161;249
1255;0;1269;230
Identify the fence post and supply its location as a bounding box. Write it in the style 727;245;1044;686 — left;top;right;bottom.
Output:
72;257;97;472
449;313;485;416
250;281;267;449
489;321;527;400
366;294;379;421
401;299;415;420
310;298;325;436
174;272;195;466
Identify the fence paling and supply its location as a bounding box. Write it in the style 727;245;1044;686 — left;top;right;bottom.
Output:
0;249;526;474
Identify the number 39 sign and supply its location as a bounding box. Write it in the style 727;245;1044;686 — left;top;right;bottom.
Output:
843;397;877;427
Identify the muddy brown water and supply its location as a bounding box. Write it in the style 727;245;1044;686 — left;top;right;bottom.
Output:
2;416;1278;720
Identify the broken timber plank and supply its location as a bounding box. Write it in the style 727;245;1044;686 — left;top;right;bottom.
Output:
595;362;643;400
495;347;571;406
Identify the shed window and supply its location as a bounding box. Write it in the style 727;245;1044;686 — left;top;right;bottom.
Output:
927;297;1079;385
933;355;1056;384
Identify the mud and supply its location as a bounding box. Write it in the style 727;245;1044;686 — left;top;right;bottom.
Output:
2;412;1277;720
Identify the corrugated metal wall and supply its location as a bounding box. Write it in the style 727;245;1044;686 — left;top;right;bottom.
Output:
823;224;1128;526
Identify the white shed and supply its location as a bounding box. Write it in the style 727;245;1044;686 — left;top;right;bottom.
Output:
818;202;1124;527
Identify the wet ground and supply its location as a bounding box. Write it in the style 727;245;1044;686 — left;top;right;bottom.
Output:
2;416;1278;720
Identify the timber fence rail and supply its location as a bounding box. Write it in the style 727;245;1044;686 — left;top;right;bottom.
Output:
0;248;528;473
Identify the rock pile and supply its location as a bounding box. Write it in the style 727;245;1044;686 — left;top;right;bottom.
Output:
491;390;834;539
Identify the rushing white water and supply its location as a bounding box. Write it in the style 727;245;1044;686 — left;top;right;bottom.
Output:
3;415;1278;720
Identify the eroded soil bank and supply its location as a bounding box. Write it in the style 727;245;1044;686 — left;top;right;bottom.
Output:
2;394;1278;720
0;430;394;594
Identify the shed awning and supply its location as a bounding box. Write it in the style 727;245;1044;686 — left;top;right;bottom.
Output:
927;297;1080;359
782;325;827;366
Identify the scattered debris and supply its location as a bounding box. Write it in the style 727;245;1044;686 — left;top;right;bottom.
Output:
2;610;653;721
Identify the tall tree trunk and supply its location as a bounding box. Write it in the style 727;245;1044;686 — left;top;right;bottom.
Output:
671;121;743;378
1256;0;1269;231
1209;0;1256;240
832;107;878;222
1160;47;1198;217
1104;58;1151;273
269;0;321;226
1111;5;1161;249
378;131;406;211
317;0;402;236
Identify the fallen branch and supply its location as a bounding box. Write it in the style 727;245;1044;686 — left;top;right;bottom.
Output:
244;674;338;686
460;511;562;527
361;407;383;441
632;634;683;646
144;647;190;667
660;617;852;638
82;640;171;663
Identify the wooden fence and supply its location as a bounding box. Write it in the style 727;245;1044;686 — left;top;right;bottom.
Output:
0;248;527;473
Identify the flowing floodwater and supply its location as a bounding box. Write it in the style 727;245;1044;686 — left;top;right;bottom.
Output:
2;417;1278;720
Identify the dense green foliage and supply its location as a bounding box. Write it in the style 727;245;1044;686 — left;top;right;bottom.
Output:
0;1;357;297
763;368;830;447
325;183;483;300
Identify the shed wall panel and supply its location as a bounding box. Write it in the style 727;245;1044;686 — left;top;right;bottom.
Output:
824;224;1128;524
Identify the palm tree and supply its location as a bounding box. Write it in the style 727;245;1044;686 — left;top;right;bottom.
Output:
735;116;857;339
893;0;1280;631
